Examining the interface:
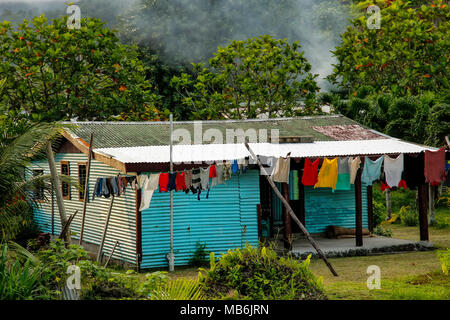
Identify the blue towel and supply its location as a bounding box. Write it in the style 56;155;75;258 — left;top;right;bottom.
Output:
232;160;239;174
361;156;384;186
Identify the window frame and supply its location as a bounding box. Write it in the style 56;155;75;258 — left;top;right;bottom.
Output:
60;161;71;200
78;162;87;202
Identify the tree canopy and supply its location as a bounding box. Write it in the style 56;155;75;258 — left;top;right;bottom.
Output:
329;0;450;96
171;35;320;120
0;15;161;122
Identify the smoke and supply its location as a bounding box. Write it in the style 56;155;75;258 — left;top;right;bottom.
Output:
120;0;351;90
1;0;351;90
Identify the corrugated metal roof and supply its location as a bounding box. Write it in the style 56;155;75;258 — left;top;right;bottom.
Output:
63;115;366;148
311;125;386;141
95;139;437;164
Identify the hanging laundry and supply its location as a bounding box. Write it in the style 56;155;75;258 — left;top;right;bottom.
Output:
314;158;338;189
361;156;383;186
259;156;276;176
111;176;120;196
223;162;232;180
184;169;192;194
238;158;248;173
211;163;225;187
424;147;446;186
159;172;169;192
191;168;201;193
117;175;123;195
335;157;351;191
139;173;160;211
384;154;406;189
104;178;113;198
301;158;320;186
403;152;425;190
176;171;186;191
209;165;217;178
200;166;210;190
231;160;239;174
92;177;103;200
167;172;177;191
445;160;450;187
349;157;361;184
272;156;290;184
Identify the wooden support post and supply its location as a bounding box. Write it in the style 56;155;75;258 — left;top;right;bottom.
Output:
282;182;292;250
367;186;374;233
257;204;262;241
97;196;115;263
104;241;119;268
45;141;70;244
79;133;94;245
418;184;429;241
135;184;142;270
355;168;363;247
59;210;78;240
385;189;392;220
428;184;435;224
245;143;338;277
298;177;306;228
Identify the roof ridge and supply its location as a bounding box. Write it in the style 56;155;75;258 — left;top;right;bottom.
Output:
62;114;344;126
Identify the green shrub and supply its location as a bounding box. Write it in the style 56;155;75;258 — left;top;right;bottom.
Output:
189;241;210;267
399;206;419;227
0;242;53;300
437;249;450;275
373;226;392;238
200;245;326;300
372;201;386;227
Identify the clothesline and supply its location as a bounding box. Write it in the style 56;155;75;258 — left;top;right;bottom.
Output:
90;147;448;208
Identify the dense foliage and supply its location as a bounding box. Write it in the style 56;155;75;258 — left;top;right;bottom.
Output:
322;88;450;146
172;35;320;119
329;0;450;96
0;15;160;122
200;245;326;300
0;122;62;241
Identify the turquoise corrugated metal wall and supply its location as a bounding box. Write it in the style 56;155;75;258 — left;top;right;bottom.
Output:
304;183;369;233
272;171;368;234
140;169;260;269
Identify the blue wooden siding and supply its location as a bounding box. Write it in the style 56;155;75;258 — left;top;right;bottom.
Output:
140;169;260;269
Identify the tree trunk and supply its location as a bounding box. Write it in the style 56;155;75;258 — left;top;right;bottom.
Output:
45;141;70;244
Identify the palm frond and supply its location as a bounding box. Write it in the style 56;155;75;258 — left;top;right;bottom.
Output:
150;278;205;300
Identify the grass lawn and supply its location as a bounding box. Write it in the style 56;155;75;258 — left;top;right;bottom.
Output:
309;206;450;300
134;206;450;300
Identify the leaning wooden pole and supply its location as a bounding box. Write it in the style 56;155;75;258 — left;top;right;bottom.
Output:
79;133;94;245
245;143;338;277
97;196;115;263
46;141;70;244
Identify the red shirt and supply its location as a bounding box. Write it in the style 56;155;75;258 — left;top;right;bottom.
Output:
301;158;320;186
176;171;186;191
209;164;217;178
159;173;169;192
425;146;446;186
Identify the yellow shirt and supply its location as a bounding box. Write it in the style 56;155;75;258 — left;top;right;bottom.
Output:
314;158;338;190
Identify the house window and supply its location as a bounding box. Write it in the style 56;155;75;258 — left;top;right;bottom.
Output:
78;163;87;201
32;169;44;201
60;161;70;200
